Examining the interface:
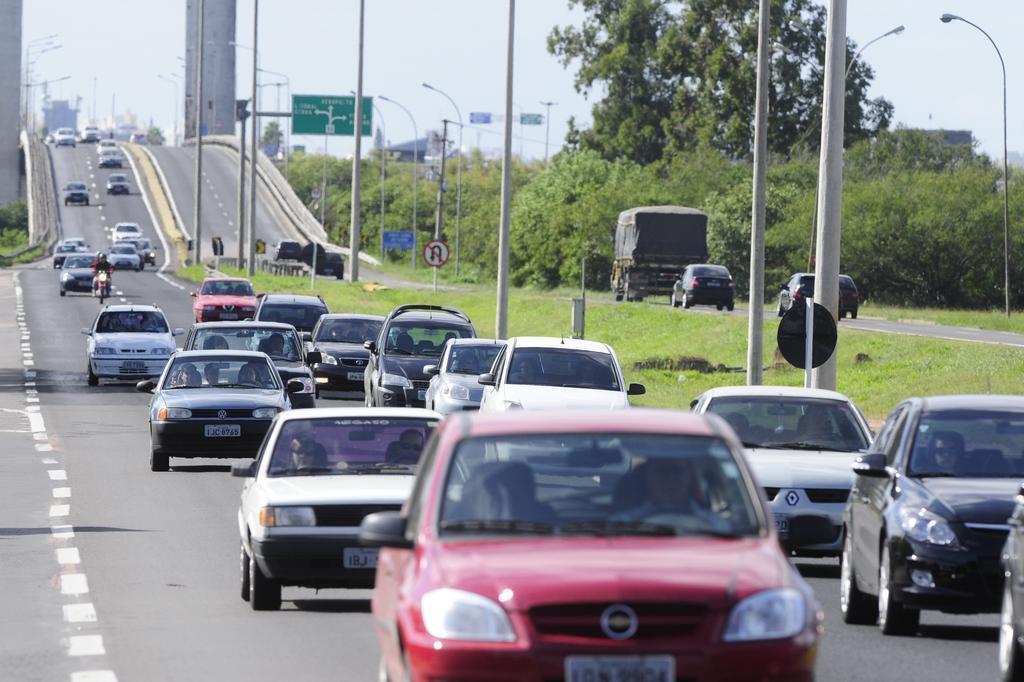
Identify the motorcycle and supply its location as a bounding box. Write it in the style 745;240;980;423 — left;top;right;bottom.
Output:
93;271;111;303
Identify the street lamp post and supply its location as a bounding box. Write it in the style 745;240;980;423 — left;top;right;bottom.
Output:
24;43;61;133
192;0;206;266
23;35;58;130
422;83;464;277
496;0;516;339
539;100;557;161
941;13;1011;316
157;74;178;147
846;25;904;78
247;0;259;277
258;67;291;178
379;95;419;271
25;75;69;136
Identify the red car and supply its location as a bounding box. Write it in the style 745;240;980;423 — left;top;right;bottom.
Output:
191;277;258;323
361;410;826;682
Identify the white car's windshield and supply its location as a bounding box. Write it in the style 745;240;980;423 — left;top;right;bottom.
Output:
706;396;869;452
96;311;168;334
506;348;620;391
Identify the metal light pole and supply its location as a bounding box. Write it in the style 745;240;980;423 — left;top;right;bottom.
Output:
25;76;69;136
353;91;387;259
379;95;418;271
941;13;1011;316
157;74;178;147
496;0;516;339
746;0;770;386
846;25;904;78
246;0;259;276
349;0;366;283
432;119;450;293
25;43;61;134
23;35;58;131
259;67;291;177
168;72;183;144
423;83;464;277
192;0;206;266
540;100;557;162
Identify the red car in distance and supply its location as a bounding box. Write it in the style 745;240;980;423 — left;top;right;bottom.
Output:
361;410;826;682
191;277;258;323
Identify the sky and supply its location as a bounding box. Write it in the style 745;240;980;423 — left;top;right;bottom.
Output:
22;0;1024;162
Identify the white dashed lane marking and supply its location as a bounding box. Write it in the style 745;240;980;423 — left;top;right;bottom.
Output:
48;469;68;481
60;574;89;595
53;487;71;498
50;505;70;517
67;635;105;656
63;603;97;623
52;526;75;540
71;670;118;682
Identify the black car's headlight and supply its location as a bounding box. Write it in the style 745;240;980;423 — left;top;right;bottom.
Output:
321;354;338;365
898;506;960;548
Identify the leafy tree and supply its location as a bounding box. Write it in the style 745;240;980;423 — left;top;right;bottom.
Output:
261;121;283;149
145;127;165;145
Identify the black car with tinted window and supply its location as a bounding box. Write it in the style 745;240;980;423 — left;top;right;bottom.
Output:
671;263;735;311
365;305;476;408
840;395;1024;636
274;240;302;261
309;313;384;395
183;322;322;409
59;253;98;296
253;293;329;342
778;272;859;319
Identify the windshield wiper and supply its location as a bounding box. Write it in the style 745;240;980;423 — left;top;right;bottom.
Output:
754;441;835;451
558;521;677;536
914;471;959;478
345;463;416;474
214;383;266;389
441;519;555;534
386;348;415;356
293;466;338;475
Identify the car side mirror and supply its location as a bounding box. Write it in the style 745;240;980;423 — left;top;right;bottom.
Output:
478;372;496;386
359;511;412;549
172;328;185;336
135;379;156;393
231;461;256;478
299;331;312;344
80;327;92;335
627;383;646;396
190;291;197;297
285;379;305;394
852;453;889;478
305;351;322;365
364;340;377;354
781;514;835;549
424;365;439;377
689;398;699;410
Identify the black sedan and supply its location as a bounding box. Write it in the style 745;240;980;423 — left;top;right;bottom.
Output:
841;395;1024;636
309;313;383;395
182;322;321;409
59;253;98;296
671;263;735;310
138;350;304;472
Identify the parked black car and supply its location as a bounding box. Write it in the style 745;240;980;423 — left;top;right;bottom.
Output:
274;240;302;261
840;395;1024;636
671;263;735;311
365;305;476;408
182;321;322;409
778;272;859;319
253;293;329;341
309;313;384;395
300;242;345;280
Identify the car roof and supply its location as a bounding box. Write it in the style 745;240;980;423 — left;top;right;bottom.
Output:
389;310;470;323
508;336;611;353
192;321;296;331
447;337;504;346
917;395;1024;412
99;304;162;313
319;313;385;321
260;294;326;305
201;277;252;284
698;385;855;402
452;409;717;439
275;407;442;425
172;349;270;360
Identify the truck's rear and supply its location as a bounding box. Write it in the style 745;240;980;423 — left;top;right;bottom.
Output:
611;207;708;301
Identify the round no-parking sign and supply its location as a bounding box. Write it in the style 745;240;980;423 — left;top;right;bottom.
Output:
423;239;450;268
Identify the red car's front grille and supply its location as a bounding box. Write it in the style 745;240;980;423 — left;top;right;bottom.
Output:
530;602;709;642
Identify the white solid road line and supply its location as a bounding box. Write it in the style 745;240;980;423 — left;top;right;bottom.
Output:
67;635;105;656
63;603;97;624
60;574;89;595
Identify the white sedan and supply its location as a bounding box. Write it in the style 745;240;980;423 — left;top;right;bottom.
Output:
233;407;442;610
108;242;142;271
80;305;183;386
478;336;644;412
690;385;873;556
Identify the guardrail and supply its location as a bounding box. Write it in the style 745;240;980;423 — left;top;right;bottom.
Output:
214;256;309;278
1;132;60;263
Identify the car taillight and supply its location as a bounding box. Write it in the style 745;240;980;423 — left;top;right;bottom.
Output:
692;278;700;286
792;289;802;300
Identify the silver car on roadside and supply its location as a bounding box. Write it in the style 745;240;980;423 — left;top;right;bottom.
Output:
424;338;505;415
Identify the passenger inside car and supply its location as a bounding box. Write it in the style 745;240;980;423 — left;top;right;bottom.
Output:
384;429;425;465
451;461;555;524
167;363;202;388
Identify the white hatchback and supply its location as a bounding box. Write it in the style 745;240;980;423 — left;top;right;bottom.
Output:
477;336;644;412
81;305;184;386
111;222;142;242
232;407;442;610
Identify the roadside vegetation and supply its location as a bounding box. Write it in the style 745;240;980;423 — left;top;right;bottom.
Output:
178;265;1024;423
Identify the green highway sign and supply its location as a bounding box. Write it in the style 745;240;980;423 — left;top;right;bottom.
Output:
292;95;373;136
520;113;544;125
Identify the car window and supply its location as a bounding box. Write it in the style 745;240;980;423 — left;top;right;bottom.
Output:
64;255;93;268
445;344;503;375
164;356;279;390
315;318;382;344
189;327;301;362
505;347;620;391
257;304;326;331
402;431;441;540
489;346;507;386
266;417;439;477
438;433;761;538
201;280;254;296
704;396;869;452
96;311;168;333
883;408;909;466
692;266;729;277
384;321;473;357
111;245;136;254
907;409;1024;478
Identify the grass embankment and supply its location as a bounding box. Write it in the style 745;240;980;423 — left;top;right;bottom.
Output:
178;265;1024;423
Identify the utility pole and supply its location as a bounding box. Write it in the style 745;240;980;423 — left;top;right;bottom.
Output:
236;99;248;265
433;119;450;293
349;0;366;283
496;0;516;339
540;100;557;162
812;0;847;390
746;0;770;385
192;0;205;266
246;0;259;276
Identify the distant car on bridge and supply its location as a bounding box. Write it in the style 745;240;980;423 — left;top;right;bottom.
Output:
54;128;76;147
105;172;130;195
63;182;90;206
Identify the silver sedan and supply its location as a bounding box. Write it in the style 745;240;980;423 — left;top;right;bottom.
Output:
424;338;505;415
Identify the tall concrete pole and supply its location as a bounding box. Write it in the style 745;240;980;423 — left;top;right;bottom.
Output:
192;0;205;266
349;0;365;283
236;109;246;264
433;119;449;293
746;0;770;386
812;0;847;390
495;0;516;339
246;0;258;276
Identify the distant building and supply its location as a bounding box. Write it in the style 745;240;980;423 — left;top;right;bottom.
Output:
385;137;430;163
44;100;79;133
907;128;973;146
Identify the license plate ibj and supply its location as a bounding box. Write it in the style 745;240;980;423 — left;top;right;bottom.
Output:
343;547;378;569
204;424;241;437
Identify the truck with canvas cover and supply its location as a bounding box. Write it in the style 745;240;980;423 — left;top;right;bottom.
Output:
611;206;708;302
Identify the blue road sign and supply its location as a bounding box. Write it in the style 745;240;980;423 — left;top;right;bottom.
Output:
382;231;415;250
469;112;493;124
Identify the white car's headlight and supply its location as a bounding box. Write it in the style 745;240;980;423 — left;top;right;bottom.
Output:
321;353;338;365
289;377;315;393
259;506;316;527
156;407;192;420
150;347;172;356
381;372;412;389
420;588;516;642
898;506;959;547
723;588;806;642
94;346;117;355
444;383;471;401
252;407;279;419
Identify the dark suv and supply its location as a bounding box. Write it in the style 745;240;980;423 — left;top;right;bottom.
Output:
671;263;735;311
778;273;859;320
274;240;302;261
253;294;330;342
364;305;476;408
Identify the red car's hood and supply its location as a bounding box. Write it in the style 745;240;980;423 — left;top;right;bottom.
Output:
427;536;786;611
195;294;257;307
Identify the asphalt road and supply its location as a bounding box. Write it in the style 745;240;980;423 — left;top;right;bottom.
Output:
3;144;1004;680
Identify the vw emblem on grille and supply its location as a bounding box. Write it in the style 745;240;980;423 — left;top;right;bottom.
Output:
785;490;800;506
600;604;638;640
217;409;228;419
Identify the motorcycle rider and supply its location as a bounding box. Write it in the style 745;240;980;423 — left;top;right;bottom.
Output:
91;252;114;295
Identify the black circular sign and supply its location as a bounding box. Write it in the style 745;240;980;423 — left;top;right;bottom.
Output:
777;301;838;369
